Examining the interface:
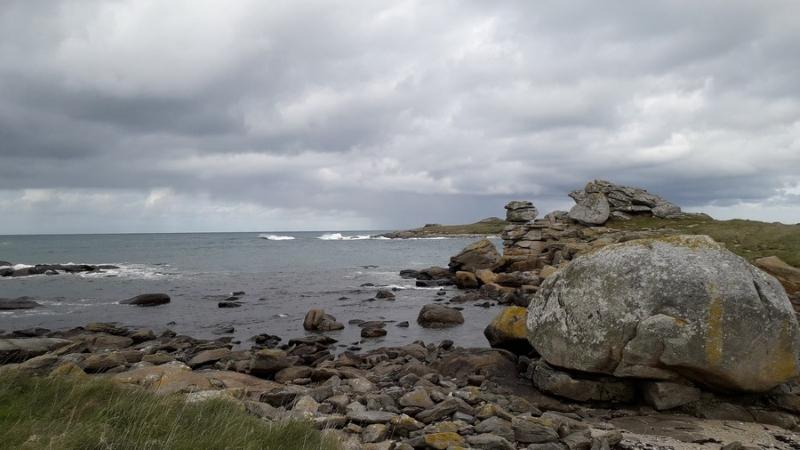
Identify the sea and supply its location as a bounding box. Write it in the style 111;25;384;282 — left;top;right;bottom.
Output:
0;232;501;351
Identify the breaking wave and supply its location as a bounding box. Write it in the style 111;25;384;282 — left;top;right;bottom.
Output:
317;233;388;241
258;234;296;241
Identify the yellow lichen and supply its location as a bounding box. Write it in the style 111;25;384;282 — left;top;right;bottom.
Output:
705;285;724;366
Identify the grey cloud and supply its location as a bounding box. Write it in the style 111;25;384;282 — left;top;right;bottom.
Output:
1;0;799;233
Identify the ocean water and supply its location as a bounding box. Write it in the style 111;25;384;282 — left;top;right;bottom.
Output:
0;232;501;350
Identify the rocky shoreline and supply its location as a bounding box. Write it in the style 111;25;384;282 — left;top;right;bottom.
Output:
3;180;800;449
1;319;799;450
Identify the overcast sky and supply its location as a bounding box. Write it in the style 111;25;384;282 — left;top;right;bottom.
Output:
1;1;799;234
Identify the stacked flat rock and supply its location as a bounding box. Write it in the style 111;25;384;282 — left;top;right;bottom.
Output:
501;206;579;269
504;201;538;223
568;179;682;225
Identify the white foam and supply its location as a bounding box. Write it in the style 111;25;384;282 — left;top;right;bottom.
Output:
317;233;389;241
259;234;295;241
78;263;176;280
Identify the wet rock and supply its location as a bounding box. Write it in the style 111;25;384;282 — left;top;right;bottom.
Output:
396;321;409;328
0;297;41;310
417;304;464;328
120;293;171;307
129;328;156;343
416;397;474;423
218;301;242;308
375;289;395;300
361;327;387;338
527;235;800;393
642;381;701;410
449;239;502;272
303;309;344;331
484;306;532;354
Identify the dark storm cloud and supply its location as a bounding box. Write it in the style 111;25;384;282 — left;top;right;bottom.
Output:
1;0;799;233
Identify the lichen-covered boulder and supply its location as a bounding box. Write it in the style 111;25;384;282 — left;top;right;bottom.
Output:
448;239;501;272
484;306;532;354
527;235;800;393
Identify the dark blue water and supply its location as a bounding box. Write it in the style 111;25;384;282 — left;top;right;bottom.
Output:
0;232;500;350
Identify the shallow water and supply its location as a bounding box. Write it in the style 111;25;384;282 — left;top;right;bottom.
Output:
0;232;501;350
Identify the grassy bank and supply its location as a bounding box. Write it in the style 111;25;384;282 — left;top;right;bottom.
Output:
0;372;340;450
383;217;508;238
607;215;800;267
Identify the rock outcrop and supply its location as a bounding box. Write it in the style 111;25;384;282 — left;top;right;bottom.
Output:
568;179;683;224
448;239;501;272
504;201;538;223
527;235;800;393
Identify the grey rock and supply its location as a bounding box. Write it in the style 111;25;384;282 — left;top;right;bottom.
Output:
0;297;41;310
346;410;398;424
466;433;516;450
641;381;701;410
568;192;610;225
0;337;72;363
652;201;682;218
527;235;800;393
448;239;502;272
417;304;464;328
398;387;434;409
529;361;635;403
119;293;170;306
512;416;559;443
474;416;514;441
505;201;538;223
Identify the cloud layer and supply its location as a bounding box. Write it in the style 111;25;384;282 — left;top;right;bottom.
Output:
2;0;799;233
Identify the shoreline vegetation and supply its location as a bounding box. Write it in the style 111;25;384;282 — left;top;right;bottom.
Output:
0;371;340;450
378;217;508;239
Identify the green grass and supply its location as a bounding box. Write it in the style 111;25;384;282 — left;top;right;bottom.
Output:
385;217;508;237
0;372;341;450
607;215;800;267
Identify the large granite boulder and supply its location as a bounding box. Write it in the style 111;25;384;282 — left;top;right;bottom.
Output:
527;235;800;393
568;192;610;225
448;239;501;272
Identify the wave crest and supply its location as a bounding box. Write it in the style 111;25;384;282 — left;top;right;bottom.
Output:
259;234;295;241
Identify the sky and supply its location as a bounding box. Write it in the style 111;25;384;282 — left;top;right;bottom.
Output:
1;1;799;234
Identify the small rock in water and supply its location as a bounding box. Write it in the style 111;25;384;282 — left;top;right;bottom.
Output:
231;291;245;296
218;301;242;308
375;289;395;299
119;293;170;307
436;290;446;296
338;296;349;300
348;319;365;325
396;321;410;328
361;327;387;338
360;283;375;287
212;326;235;335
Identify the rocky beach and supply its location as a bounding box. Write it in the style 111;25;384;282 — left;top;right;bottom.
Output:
3;181;800;449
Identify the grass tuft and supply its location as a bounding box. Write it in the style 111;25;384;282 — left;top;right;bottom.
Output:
0;372;341;450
